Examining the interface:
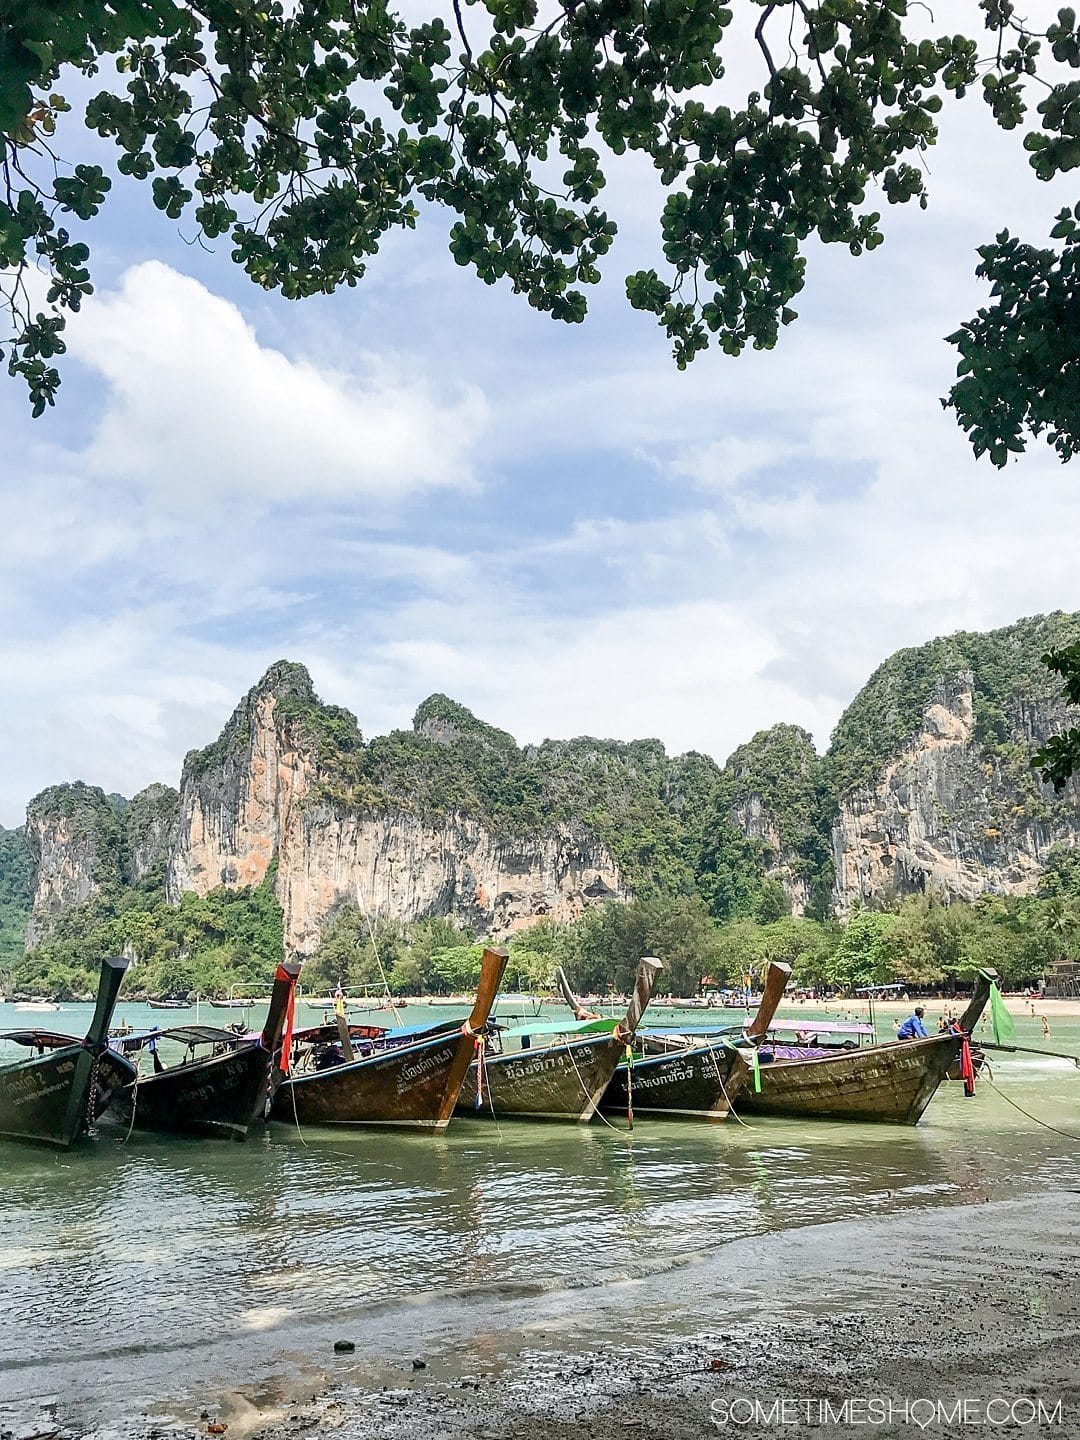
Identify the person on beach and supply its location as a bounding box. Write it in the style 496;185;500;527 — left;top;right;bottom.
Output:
896;1006;929;1041
1041;1015;1051;1038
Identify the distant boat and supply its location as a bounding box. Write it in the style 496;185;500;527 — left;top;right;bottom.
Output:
492;992;545;1018
111;964;301;1140
207;997;259;1009
147;998;191;1011
306;997;389;1014
0;956;135;1149
13;1000;61;1013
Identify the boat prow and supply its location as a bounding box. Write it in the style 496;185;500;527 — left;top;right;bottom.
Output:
0;956;134;1149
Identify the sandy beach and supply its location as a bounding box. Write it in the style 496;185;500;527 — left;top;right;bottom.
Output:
20;1187;1074;1440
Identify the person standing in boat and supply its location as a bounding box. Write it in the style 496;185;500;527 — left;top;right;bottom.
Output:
896;1006;929;1041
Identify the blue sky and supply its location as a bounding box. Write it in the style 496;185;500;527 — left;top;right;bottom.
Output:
3;45;1080;827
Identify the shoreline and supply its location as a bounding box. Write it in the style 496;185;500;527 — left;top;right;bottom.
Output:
12;1186;1078;1440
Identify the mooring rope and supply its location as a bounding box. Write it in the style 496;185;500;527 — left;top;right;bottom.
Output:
478;1037;505;1139
983;1072;1080;1143
354;878;403;1026
121;1049;142;1144
708;1042;750;1128
564;1038;625;1133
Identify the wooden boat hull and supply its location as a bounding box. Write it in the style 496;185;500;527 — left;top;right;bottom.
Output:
601;1042;749;1121
118;1045;272;1141
273;1025;476;1132
456;1036;623;1122
0;1045;135;1150
740;1033;963;1124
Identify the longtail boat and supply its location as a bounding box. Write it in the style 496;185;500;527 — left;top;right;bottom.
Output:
738;969;998;1124
455;957;662;1122
113;961;301;1140
599;961;792;1121
271;947;507;1132
0;955;134;1150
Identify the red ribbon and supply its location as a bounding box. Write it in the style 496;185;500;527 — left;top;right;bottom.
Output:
279;984;296;1076
959;1036;975;1097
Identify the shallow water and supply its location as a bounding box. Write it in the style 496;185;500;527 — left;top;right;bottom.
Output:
1;1000;1078;1423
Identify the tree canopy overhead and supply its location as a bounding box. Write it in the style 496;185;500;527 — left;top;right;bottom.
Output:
3;1;1080;463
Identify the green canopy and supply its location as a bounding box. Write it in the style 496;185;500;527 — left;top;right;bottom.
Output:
499;1017;620;1042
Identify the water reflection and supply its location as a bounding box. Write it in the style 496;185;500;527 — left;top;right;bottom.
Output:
1;1015;1077;1409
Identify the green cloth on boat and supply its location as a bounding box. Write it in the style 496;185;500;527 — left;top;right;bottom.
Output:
989;982;1015;1045
499;1017;620;1041
750;1044;761;1094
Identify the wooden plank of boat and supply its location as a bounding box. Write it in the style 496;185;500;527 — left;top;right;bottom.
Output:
602;1040;750;1120
600;960;792;1120
739;969;998;1125
115;961;302;1141
550;960;783;1122
457;957;663;1122
272;948;508;1132
0;955;134;1150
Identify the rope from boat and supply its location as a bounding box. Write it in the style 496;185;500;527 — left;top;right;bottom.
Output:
708;1043;750;1128
354;878;403;1026
287;1071;310;1147
121;1050;142;1144
564;1039;626;1134
478;1038;505;1139
982;1072;1080;1142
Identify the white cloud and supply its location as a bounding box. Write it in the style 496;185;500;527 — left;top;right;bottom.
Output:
4;70;1080;831
68;261;488;504
669;437;798;492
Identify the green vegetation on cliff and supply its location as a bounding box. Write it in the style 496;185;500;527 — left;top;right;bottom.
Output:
13;868;285;1001
360;701;739;899
0;826;32;977
702;723;834;922
11;613;1080;991
826;612;1080;801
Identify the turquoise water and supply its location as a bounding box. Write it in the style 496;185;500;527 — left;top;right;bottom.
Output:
1;998;1078;1424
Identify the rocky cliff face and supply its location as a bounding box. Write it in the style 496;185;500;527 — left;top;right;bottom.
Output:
717;724;822;917
165;662;626;954
20;613;1080;953
128;783;180;878
277;807;620;955
24;783;124;947
830;673;1080;913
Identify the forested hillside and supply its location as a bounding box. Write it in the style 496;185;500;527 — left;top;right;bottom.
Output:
4;613;1079;998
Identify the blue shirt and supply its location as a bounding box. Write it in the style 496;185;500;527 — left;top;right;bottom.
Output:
897;1014;929;1040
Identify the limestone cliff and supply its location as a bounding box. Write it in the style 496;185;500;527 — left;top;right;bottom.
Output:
128;783;180;878
24;783;125;947
825;613;1080;913
19;613;1080;954
714;724;824;917
166;663;626;954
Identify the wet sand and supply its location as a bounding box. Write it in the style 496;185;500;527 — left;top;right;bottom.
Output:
24;1187;1076;1440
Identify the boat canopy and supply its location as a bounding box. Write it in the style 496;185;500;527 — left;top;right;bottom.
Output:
498;1017;620;1041
0;1029;77;1049
377;1020;463;1042
769;1020;874;1036
113;1025;254;1050
291;1022;389;1043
